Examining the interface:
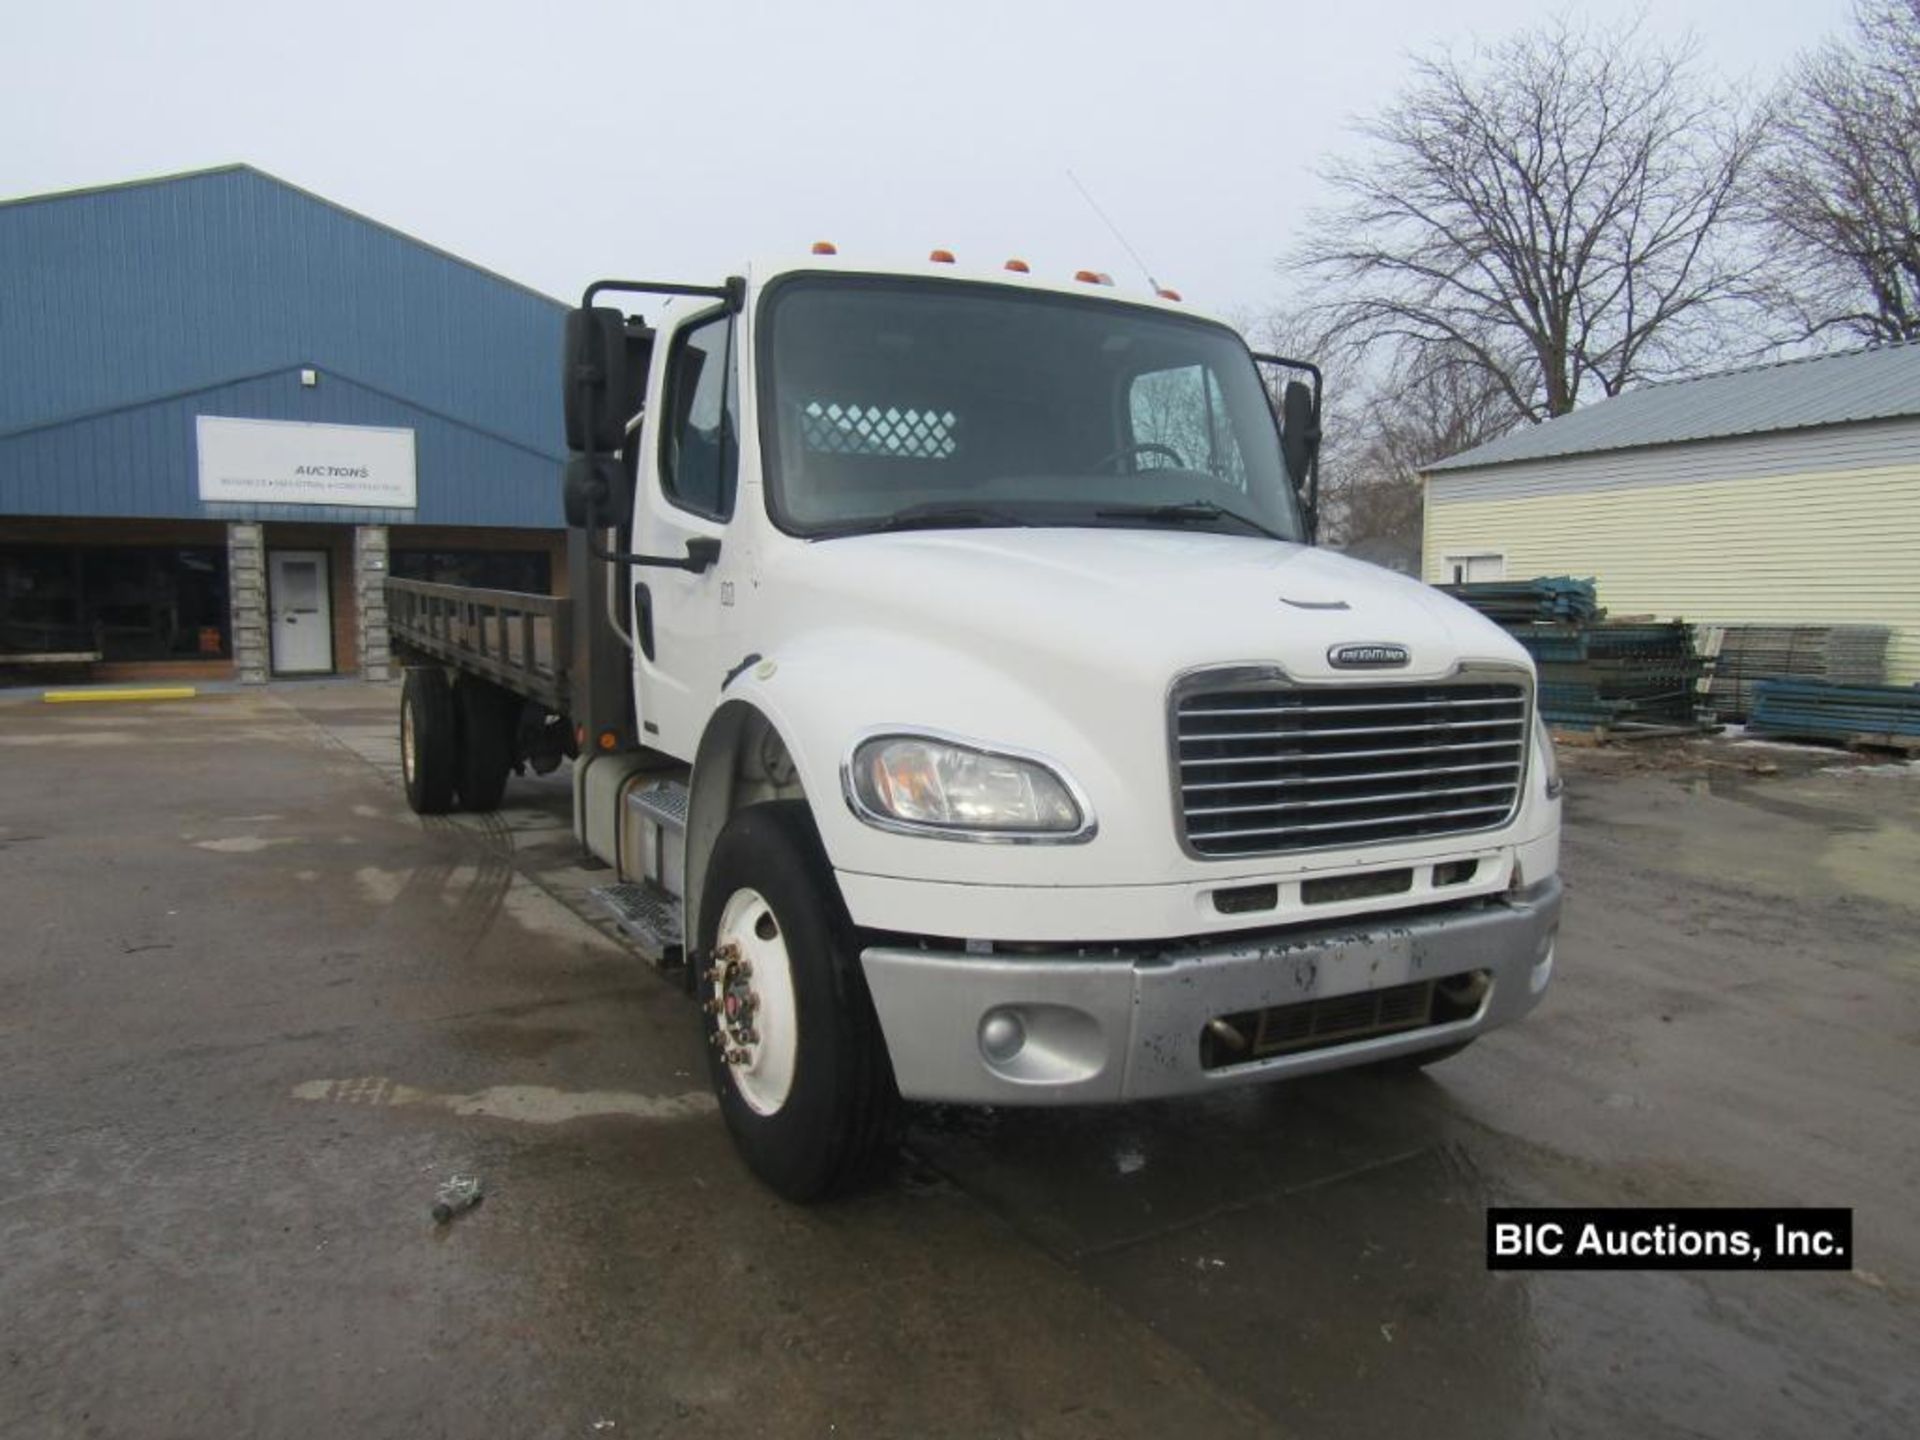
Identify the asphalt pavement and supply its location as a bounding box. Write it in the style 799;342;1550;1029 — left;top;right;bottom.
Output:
1;681;1914;1439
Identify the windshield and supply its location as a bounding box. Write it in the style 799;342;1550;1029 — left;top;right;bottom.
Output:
756;275;1306;541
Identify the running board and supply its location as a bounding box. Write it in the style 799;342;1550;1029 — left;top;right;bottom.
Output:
590;881;684;968
623;779;689;900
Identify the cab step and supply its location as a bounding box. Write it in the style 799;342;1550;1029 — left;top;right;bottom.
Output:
628;778;689;831
589;880;684;967
624;779;689;901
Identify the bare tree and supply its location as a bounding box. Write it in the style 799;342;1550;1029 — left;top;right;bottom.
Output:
1366;351;1515;485
1254;311;1514;565
1291;19;1767;423
1758;1;1920;344
1337;352;1515;563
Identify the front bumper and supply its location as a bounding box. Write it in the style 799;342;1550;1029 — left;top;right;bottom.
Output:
860;876;1562;1104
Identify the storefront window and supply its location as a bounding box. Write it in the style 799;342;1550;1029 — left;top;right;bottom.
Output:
0;546;229;660
390;550;551;594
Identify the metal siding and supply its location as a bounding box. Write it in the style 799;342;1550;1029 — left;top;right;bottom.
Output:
1422;465;1920;684
1;367;560;527
1428;418;1920;503
1429;341;1920;472
1;167;566;523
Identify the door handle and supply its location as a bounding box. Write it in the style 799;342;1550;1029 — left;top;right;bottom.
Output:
633;583;655;662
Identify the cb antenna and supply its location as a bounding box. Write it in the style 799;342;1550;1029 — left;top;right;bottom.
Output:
1066;169;1161;292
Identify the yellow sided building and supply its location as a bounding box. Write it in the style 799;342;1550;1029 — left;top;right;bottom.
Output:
1422;344;1920;684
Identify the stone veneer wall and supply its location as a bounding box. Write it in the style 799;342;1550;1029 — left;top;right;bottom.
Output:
227;523;268;684
354;526;390;681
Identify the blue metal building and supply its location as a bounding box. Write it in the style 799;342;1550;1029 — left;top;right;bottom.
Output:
1;165;568;681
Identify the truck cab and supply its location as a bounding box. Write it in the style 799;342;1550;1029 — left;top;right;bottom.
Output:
393;253;1562;1201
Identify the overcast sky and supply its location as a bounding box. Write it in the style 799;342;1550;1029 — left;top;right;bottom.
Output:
5;0;1853;322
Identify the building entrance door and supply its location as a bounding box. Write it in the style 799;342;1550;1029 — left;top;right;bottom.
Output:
268;550;333;674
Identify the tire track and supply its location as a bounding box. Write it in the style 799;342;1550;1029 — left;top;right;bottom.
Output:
413;809;515;964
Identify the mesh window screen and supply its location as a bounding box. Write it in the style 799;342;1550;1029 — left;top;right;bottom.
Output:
800;402;958;459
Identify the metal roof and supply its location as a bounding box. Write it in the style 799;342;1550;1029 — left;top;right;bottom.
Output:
1427;342;1920;474
1;165;567;527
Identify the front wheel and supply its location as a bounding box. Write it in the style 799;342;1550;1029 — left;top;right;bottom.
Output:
697;803;896;1201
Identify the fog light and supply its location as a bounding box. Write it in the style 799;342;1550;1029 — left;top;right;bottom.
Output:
1439;971;1491;1007
979;1008;1026;1063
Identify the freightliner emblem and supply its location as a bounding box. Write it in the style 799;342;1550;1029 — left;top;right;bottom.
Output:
1328;643;1410;669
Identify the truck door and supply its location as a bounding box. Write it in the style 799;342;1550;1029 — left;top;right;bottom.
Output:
632;305;741;758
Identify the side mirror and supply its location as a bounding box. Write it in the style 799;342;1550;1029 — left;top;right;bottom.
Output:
1280;378;1321;542
563;454;630;530
683;536;722;573
564;307;653;454
1280;379;1320;489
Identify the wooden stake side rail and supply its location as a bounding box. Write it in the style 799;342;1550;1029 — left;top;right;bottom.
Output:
385;577;571;714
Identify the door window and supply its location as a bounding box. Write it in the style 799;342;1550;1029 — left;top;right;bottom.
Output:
659;312;739;519
1128;363;1248;490
279;558;320;608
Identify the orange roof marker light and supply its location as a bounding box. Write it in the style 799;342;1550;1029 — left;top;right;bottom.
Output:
1074;270;1115;286
811;240;838;255
929;248;956;263
1155;286;1183;301
1004;258;1031;273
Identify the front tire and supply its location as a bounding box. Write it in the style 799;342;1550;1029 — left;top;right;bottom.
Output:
400;667;457;815
697;803;896;1202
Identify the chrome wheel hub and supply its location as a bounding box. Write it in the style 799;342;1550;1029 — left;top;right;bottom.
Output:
707;888;798;1115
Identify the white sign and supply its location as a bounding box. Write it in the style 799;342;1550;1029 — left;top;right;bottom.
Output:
196;415;417;508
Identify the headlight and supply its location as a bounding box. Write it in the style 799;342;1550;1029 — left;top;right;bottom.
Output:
1535;712;1563;799
845;733;1093;841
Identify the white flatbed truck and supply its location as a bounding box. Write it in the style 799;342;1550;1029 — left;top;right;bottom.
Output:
388;253;1563;1201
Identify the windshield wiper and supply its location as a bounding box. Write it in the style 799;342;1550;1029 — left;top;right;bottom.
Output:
850;503;1033;535
1094;500;1288;542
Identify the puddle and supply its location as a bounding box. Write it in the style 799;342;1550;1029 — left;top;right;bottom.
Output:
453;1021;590;1059
1819;818;1920;911
1701;770;1879;833
290;1076;717;1125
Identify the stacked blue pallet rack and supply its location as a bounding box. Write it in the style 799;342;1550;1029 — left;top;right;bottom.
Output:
1747;678;1920;749
1439;577;1711;734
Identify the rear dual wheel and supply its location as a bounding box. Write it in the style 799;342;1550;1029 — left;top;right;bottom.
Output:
399;668;518;815
698;802;897;1202
454;681;518;812
401;668;457;814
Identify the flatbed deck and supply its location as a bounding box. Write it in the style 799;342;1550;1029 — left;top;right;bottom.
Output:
385;577;571;713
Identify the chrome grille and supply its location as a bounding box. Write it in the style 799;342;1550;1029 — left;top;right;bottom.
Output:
1174;676;1529;857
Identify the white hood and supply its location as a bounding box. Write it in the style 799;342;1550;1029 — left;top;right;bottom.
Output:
728;524;1547;899
775;527;1524;682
